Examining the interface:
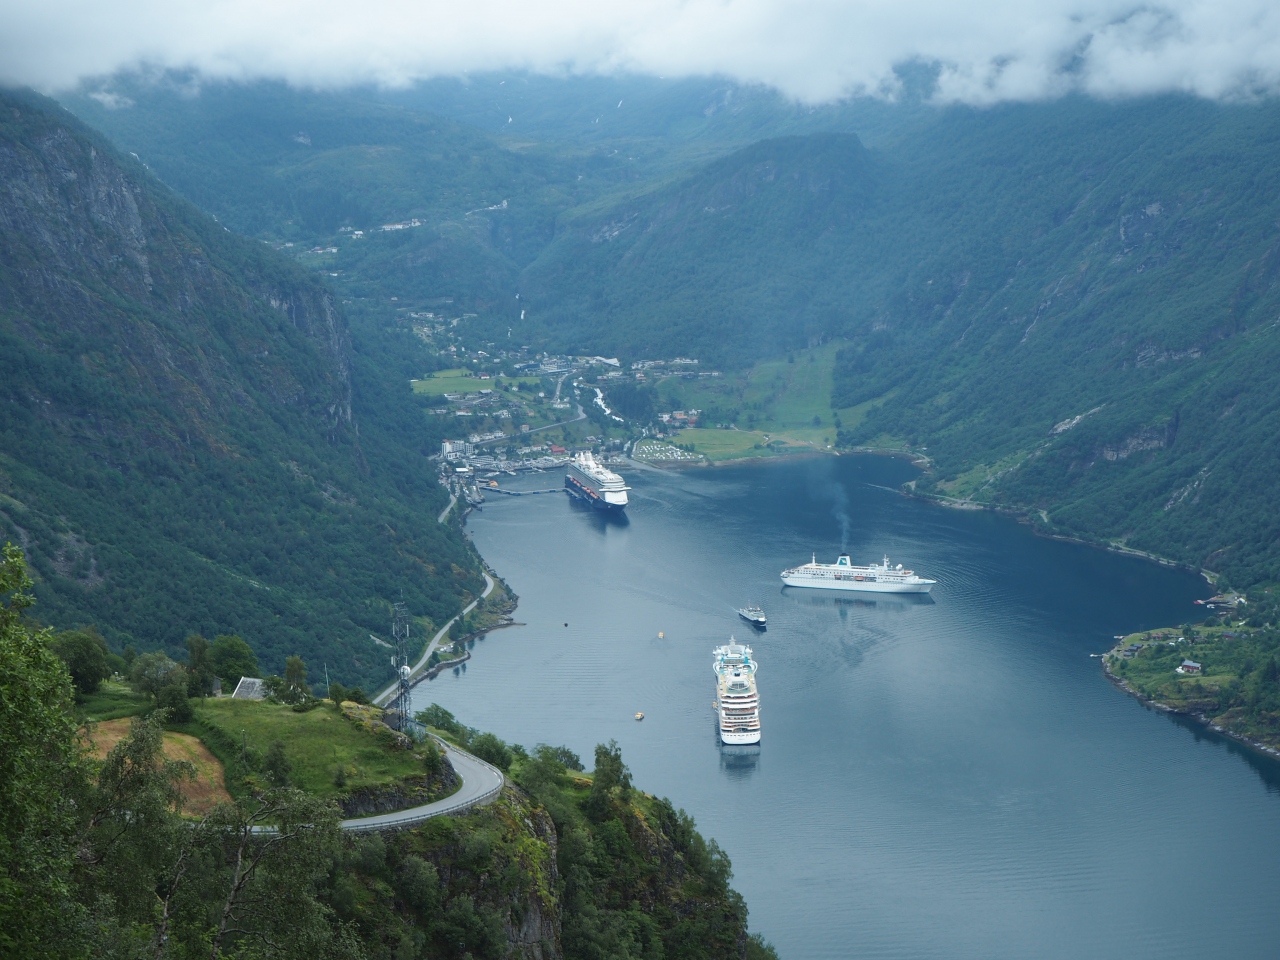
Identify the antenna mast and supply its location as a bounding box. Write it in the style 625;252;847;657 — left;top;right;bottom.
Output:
391;601;413;728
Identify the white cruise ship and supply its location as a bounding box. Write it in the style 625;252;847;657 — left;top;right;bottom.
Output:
781;553;936;594
564;451;629;512
713;638;761;745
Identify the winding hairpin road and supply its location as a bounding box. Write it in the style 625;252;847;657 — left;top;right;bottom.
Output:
338;737;504;833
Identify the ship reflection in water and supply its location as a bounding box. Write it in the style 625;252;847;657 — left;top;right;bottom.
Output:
569;496;631;529
781;588;935;617
718;743;761;781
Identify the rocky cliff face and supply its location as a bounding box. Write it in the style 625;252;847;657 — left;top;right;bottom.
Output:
0;90;482;682
0;92;353;456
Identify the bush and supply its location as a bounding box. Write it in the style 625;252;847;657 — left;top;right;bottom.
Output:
263;740;291;786
49;628;111;695
468;733;513;771
155;682;193;723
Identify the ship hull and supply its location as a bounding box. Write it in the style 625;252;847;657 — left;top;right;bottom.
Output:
781;575;933;594
719;724;762;746
565;474;627;512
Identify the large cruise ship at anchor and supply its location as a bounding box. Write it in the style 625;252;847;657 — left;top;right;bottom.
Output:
713;638;761;745
564;451;629;512
781;553;936;593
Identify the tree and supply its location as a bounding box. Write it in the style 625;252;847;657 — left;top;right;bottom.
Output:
49;627;112;696
191;789;349;960
468;733;513;771
210;634;259;690
130;651;184;700
185;634;217;697
263;741;292;787
0;545;86;957
156;679;195;723
284;655;309;701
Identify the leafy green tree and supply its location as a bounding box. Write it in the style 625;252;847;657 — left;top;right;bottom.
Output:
74;713;193;936
346;686;371;705
0;545;86;958
183;789;352;960
210;634;259;690
416;703;459;733
156;679;195;723
468;733;513;771
263;741;292;787
185;633;217;696
130;651;184;700
422;737;443;778
328;680;348;703
49;626;112;695
285;655;309;701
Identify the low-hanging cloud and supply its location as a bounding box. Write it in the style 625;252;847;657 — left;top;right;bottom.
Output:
3;0;1280;104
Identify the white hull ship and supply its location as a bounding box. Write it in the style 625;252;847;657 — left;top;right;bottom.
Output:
564;451;629;512
781;554;936;594
713;638;761;745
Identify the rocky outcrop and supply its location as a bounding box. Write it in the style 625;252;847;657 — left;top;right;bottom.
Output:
338;765;460;818
0;89;353;457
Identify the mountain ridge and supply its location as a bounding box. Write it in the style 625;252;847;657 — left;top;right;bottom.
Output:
1;88;482;684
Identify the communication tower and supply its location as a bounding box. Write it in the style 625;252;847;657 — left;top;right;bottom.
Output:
391;601;413;728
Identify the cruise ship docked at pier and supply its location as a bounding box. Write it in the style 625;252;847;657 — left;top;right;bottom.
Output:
713;638;761;745
564;451;629;512
781;554;936;593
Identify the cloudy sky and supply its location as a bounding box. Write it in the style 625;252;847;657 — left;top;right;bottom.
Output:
3;0;1280;105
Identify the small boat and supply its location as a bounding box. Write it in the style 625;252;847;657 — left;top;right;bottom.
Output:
737;605;767;627
634;712;645;721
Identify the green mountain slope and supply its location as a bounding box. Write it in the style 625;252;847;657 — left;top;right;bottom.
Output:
63;78;647;315
518;95;1280;586
62;78;1280;588
0;89;482;685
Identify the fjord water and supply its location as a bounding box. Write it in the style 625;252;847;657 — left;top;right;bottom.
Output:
413;455;1280;960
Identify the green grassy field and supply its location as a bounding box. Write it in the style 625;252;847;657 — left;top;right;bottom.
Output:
412;368;542;396
77;680;150;722
194;697;426;801
653;343;885;459
667;429;814;462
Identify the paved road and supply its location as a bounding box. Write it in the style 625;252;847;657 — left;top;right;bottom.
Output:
474;403;585;446
339;738;504;833
437;492;458;524
374;571;495;707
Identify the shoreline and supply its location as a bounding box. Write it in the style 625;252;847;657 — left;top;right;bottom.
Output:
1100;643;1280;762
902;486;1213;584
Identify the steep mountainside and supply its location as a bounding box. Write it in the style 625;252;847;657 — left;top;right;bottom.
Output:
0;89;481;684
64;78;646;314
63;79;1280;587
520;133;878;364
520;96;1280;586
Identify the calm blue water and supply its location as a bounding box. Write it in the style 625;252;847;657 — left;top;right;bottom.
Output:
412;455;1280;960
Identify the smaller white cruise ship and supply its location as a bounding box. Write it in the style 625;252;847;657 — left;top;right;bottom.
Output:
564;451;629;512
713;638;761;745
781;553;936;594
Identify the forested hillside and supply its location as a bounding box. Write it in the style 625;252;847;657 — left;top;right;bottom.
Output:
62;77;1280;588
0;89;482;686
519;95;1280;587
